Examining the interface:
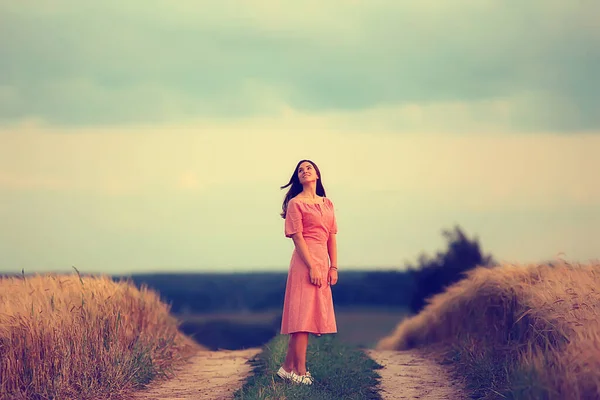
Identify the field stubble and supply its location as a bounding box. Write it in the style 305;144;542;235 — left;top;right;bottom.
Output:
0;271;199;400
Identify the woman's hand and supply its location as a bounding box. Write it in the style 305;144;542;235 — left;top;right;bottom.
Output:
328;268;338;286
309;267;323;287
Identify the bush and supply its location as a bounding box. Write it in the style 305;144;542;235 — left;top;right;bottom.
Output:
406;225;495;314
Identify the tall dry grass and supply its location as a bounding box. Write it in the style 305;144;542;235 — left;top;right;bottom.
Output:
377;261;600;399
0;270;200;400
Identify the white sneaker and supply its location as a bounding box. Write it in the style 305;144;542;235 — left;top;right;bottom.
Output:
277;366;292;380
290;371;313;385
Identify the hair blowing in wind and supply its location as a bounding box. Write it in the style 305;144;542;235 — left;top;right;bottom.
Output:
280;159;327;219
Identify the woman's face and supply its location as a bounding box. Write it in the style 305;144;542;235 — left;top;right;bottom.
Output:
297;161;318;185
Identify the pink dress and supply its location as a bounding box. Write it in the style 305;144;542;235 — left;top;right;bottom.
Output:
280;196;338;335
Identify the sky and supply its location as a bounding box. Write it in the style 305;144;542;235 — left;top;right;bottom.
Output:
1;1;599;274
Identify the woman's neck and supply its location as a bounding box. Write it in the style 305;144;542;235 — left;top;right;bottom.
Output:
300;183;318;198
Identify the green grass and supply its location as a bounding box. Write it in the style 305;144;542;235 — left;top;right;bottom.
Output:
234;334;383;399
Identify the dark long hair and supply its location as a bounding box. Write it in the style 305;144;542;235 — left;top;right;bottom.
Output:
280;159;327;218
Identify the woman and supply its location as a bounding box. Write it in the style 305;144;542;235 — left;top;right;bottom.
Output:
276;159;339;385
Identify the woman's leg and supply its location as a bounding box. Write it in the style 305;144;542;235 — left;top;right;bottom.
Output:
293;332;309;375
283;334;296;372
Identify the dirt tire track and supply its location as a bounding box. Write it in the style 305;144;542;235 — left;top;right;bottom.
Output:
132;348;260;400
131;347;465;400
365;349;467;400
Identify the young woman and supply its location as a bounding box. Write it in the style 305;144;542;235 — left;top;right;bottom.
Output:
276;159;339;385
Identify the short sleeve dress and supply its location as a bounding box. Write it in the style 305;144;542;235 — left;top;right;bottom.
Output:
280;196;338;335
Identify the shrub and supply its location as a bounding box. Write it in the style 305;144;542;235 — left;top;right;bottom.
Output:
406;225;495;314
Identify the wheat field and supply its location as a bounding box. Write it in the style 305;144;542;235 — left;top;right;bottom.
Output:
377;260;600;399
0;271;200;400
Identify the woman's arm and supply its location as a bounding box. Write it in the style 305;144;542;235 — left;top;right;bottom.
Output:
291;233;323;287
290;233;314;270
327;233;337;268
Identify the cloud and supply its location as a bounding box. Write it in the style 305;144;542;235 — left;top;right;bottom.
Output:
0;1;598;130
1;116;599;211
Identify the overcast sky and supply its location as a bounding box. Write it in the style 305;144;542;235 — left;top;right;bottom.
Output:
1;1;598;274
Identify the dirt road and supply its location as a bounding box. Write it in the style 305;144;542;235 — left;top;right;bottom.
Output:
133;347;465;400
366;349;467;400
132;348;260;400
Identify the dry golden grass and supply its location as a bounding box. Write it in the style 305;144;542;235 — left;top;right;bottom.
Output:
0;270;201;400
377;260;600;399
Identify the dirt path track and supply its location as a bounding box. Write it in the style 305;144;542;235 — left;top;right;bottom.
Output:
366;350;467;400
132;347;466;400
132;348;260;400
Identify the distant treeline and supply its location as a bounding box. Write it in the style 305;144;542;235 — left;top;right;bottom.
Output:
115;270;413;314
111;225;495;315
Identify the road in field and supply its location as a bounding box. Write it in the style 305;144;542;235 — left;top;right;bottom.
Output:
132;340;466;399
366;349;467;400
132;348;260;400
